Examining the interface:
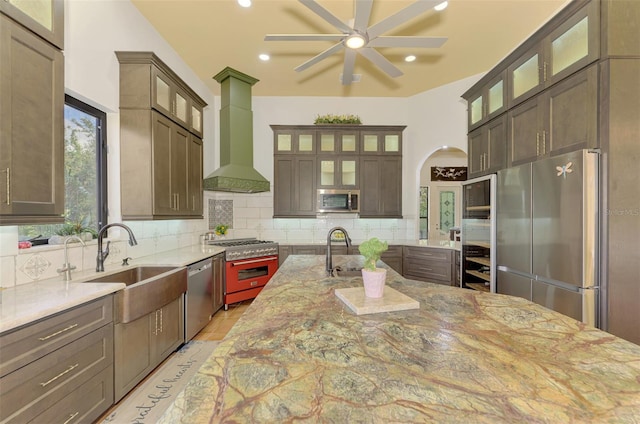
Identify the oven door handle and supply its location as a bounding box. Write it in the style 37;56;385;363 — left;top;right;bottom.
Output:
230;257;278;267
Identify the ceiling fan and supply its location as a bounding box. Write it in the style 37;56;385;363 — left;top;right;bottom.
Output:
264;0;448;85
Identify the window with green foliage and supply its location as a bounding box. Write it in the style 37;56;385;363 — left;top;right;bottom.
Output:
19;96;107;241
419;187;428;239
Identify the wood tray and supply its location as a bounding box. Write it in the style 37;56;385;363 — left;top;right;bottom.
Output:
334;286;419;315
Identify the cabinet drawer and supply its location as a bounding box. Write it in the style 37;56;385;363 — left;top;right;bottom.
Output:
403;247;453;283
31;365;113;424
0;296;113;377
403;246;452;262
0;324;114;424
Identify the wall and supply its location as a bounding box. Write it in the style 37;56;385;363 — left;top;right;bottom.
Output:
0;0;482;288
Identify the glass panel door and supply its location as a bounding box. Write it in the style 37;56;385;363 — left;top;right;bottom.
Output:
276;134;292;152
320;160;334;186
384;135;400;152
320;134;335;152
8;0;52;29
552;16;588;76
363;135;378;152
512;53;540;99
175;91;188;122
155;75;171;112
341;134;356;152
470;96;483;125
191;106;202;133
341;160;356;186
487;80;504;115
298;134;314;152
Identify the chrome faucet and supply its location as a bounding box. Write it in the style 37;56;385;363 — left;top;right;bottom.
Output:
57;235;86;281
326;227;352;275
96;223;138;272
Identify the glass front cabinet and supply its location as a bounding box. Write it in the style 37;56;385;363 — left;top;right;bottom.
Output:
508;0;598;107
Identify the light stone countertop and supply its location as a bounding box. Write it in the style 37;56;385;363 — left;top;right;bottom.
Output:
0;244;225;333
158;254;640;423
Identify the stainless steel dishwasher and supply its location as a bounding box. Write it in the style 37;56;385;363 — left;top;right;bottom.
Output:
186;257;214;341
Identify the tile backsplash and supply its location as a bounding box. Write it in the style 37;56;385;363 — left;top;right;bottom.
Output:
0;190;418;288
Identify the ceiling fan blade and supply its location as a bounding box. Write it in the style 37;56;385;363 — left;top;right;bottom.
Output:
368;36;447;48
299;0;352;34
265;34;345;42
353;0;373;33
341;49;357;85
294;42;345;72
357;48;403;78
367;0;442;39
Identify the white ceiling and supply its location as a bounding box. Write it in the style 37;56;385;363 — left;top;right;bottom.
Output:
131;0;568;97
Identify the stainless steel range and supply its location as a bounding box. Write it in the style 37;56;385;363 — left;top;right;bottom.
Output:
207;238;279;309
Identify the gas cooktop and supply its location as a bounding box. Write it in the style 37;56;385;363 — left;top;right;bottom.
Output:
207;238;279;261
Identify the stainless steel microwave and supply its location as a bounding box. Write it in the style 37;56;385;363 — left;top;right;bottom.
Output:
317;189;360;213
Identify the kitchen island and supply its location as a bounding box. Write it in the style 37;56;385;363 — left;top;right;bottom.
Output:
159;255;640;423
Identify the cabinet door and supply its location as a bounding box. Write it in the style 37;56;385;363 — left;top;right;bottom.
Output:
274;129;316;154
508;46;543;106
360;156;402;218
152;113;174;215
187;135;203;216
190;103;204;137
486;115;507;173
547;64;598;155
0;15;64;223
153;297;184;363
152;67;174;119
468;127;488;177
0;0;64;49
508;96;544;166
212;254;224;313
317;156;358;188
114;316;153;401
172;125;189;213
545;0;599;85
273;156;316;217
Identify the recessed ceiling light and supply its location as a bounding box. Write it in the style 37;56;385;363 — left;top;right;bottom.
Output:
259;53;270;61
442;145;449;149
405;55;416;62
238;0;251;8
434;1;448;11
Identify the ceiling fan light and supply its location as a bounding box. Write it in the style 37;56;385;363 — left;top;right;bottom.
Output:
345;34;366;49
405;55;416;62
434;1;448;11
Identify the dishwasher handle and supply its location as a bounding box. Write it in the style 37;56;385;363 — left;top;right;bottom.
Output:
188;260;212;277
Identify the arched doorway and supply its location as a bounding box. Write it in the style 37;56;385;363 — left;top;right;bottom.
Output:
418;147;467;241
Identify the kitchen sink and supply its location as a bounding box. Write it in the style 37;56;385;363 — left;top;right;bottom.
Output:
86;266;187;324
333;266;363;278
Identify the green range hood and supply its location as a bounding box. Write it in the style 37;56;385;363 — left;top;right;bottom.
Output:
203;67;270;193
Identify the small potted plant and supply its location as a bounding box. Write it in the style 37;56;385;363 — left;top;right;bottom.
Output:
358;237;389;298
214;224;229;239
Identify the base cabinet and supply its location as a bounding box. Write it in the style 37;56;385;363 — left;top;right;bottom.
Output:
114;296;184;401
0;296;114;424
403;246;454;286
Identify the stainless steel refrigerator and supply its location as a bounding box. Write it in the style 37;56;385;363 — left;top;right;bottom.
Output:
496;149;599;326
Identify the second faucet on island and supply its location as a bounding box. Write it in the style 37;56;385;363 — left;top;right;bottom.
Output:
326;227;352;276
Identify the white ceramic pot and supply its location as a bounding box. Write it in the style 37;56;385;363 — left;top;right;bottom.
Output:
361;268;387;298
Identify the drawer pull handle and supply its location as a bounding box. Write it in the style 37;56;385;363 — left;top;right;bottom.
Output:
63;412;79;424
40;363;79;387
250;281;258;287
38;324;78;341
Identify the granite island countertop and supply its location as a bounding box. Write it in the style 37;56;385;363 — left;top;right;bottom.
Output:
159;255;640;423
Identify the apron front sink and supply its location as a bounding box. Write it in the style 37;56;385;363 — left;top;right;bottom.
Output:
86;266;187;323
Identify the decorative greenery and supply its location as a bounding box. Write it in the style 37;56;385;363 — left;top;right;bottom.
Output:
55;217;97;238
215;224;229;235
314;114;362;125
358;237;389;271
